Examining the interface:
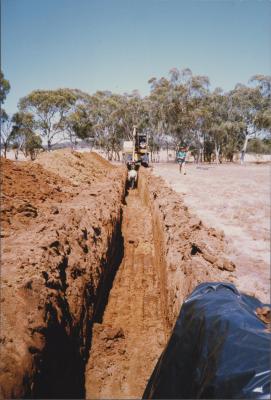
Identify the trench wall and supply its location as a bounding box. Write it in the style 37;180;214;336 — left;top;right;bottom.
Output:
138;169;232;331
0;167;127;399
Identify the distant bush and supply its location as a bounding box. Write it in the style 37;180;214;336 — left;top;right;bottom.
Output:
247;138;271;154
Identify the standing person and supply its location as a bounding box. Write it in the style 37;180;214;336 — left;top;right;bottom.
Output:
177;146;188;175
128;164;137;189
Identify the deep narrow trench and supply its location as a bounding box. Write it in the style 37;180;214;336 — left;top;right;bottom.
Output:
29;175;168;400
85;183;167;399
29;211;125;399
30;314;86;399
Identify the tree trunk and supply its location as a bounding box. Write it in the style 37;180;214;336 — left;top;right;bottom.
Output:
22;147;28;158
195;150;199;164
214;142;220;165
69;133;75;151
4;143;7;158
199;148;203;163
47;139;52;152
30;150;36;161
203;133;206;162
240;135;249;164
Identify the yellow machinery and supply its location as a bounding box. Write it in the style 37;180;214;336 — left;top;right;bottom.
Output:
122;126;149;168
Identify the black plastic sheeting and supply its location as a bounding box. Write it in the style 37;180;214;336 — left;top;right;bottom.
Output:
143;282;271;399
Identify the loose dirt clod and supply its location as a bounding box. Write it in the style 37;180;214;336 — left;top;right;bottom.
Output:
256;306;271;324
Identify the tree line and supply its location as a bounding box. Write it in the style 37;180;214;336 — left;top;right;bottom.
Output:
1;68;270;161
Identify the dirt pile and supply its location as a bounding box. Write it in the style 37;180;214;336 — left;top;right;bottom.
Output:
0;151;126;398
1;158;72;235
35;149;114;187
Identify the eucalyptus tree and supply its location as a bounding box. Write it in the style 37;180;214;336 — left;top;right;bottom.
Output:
0;70;11;157
62;90;95;147
25;133;43;160
89;91;126;159
250;75;271;133
83;90;148;159
220;120;246;161
179;70;210;160
1;112;13;158
148;68;210;160
118;91;149;139
148;76;171;138
201;89;242;163
19;89;77;150
250;74;271;99
229;82;263;163
0;70;10;104
10;111;39;159
247;137;271;154
65;104;94;147
254;109;271;132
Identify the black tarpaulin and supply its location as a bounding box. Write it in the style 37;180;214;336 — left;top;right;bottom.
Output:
143;282;271;399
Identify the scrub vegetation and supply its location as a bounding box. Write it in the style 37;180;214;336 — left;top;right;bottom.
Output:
1;69;270;161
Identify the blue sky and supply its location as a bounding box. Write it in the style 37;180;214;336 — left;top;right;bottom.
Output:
2;0;270;114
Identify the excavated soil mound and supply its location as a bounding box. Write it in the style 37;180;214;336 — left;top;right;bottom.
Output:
1;157;72;234
0;151;126;399
1;150;116;237
35;149;115;186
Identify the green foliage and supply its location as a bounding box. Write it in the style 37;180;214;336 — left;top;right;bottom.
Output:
1;108;8;121
16;69;271;160
0;70;10;104
64;103;94;144
19;89;77;149
249;75;271;134
254;109;271;131
25;132;43;160
12;111;35;132
0;113;13;157
11;130;43;160
10;111;38;158
247;138;271;154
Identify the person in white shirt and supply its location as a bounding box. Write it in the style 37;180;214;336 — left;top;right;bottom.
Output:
128;167;137;189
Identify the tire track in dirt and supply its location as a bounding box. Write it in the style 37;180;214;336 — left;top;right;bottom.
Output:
85;189;167;399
